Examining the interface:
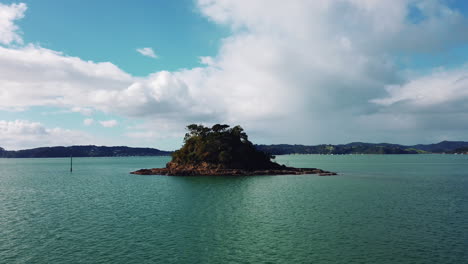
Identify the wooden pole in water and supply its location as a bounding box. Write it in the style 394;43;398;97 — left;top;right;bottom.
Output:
70;147;73;172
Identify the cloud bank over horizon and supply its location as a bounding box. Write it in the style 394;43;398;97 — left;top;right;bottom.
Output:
1;0;468;149
0;120;94;150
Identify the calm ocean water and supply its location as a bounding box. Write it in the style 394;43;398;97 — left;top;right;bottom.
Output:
0;155;467;263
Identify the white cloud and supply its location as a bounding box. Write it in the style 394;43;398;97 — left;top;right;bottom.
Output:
0;44;133;110
0;120;94;150
136;47;157;58
0;3;27;45
0;44;205;119
371;66;468;108
83;118;94;126
72;106;93;116
99;119;118;128
125;119;185;140
199;56;215;66
363;66;468;142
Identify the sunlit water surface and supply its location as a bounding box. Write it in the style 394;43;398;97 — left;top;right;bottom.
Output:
0;155;467;263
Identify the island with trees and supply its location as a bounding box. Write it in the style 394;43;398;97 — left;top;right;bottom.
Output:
131;124;336;176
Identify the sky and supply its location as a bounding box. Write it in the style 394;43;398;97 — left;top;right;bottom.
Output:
1;0;468;150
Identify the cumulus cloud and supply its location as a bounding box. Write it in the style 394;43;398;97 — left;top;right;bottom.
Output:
126;119;185;139
0;3;26;45
136;47;157;58
362;66;468;143
0;120;94;150
182;0;468;143
0;44;133;110
0;44;207;120
99;119;118;128
372;66;468;108
1;1;468;146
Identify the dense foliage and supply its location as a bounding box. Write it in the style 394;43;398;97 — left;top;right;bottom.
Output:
172;124;276;169
255;141;468;155
255;143;427;155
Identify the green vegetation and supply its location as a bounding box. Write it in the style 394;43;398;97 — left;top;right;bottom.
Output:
404;148;430;154
172;124;277;169
0;146;170;158
256;143;435;155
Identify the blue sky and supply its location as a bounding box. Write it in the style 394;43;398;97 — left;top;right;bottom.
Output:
8;0;227;75
1;0;468;150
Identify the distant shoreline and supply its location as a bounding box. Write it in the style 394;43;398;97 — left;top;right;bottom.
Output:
0;145;171;158
1;140;468;158
1;153;466;159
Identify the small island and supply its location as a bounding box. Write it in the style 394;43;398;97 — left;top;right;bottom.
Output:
131;124;337;176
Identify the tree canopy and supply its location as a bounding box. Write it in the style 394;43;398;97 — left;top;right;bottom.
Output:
172;124;277;169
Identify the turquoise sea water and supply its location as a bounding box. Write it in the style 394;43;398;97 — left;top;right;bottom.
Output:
0;155;467;263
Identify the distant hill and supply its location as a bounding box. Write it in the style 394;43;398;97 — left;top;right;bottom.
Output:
2;140;467;158
255;141;468;155
411;141;468;153
0;145;171;158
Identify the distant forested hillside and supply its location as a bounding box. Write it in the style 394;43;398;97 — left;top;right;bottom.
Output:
411;141;468;153
255;141;468;155
0;145;171;158
2;140;467;158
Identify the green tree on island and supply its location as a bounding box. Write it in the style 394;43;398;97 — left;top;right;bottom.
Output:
172;124;277;170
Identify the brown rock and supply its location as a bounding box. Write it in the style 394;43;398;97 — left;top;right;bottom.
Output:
131;162;337;176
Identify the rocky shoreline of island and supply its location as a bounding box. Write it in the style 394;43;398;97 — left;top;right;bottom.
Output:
131;162;337;176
